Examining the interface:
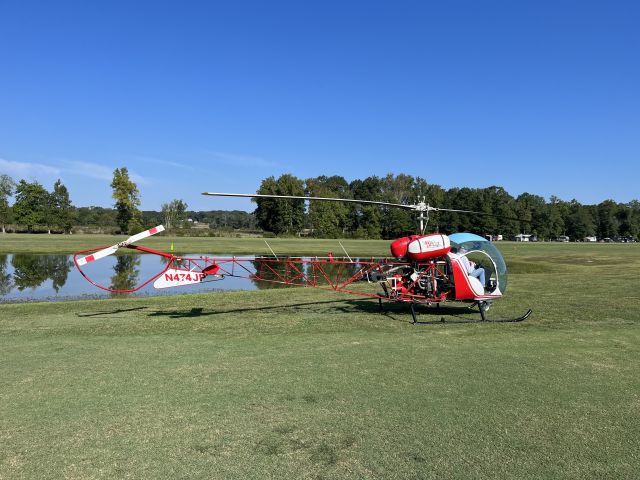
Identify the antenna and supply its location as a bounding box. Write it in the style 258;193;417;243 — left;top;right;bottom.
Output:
338;241;353;263
264;240;279;260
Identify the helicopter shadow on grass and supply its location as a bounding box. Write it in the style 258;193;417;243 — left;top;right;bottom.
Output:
73;299;381;321
146;298;363;320
76;306;149;318
144;297;481;325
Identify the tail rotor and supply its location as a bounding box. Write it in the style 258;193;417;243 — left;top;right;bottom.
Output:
76;225;166;266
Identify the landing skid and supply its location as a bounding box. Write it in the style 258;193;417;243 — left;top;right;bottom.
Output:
409;301;532;325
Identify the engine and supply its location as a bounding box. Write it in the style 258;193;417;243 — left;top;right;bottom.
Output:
379;261;450;299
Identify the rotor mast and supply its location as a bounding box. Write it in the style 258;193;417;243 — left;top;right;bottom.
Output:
415;197;430;235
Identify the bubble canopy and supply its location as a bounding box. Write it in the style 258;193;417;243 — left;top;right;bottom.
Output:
448;233;508;293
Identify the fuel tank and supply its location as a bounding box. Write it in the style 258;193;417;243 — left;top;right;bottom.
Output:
390;233;451;261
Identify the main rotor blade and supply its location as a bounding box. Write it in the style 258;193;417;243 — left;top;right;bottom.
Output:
202;192;414;210
432;207;528;222
76;225;166;266
202;192;529;222
434;207;499;215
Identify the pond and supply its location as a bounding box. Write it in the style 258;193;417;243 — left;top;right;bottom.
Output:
0;253;260;303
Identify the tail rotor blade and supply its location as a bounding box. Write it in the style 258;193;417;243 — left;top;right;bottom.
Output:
76;245;119;266
120;225;165;246
76;225;166;266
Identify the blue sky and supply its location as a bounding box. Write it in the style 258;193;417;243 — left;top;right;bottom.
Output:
1;0;638;212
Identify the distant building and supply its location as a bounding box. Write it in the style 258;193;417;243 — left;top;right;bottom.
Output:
485;234;503;241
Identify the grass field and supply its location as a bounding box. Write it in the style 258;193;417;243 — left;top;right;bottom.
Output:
0;233;390;257
1;238;639;478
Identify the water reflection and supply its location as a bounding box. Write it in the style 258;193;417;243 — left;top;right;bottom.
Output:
250;258;299;290
0;255;12;295
0;253;259;302
250;258;367;290
0;253;369;303
110;255;141;295
11;254;72;292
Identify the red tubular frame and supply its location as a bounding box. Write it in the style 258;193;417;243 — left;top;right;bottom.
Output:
73;244;177;293
74;245;458;304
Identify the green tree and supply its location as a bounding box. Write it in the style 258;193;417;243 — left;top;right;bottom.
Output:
514;193;547;238
76;206;117;229
0;174;15;233
13;180;48;231
420;180;445;233
43;188;56;234
111;168;142;234
547;196;569;239
487;186;519;238
350;176;383;239
473;187;498;237
381;174;414;238
183;210;256;230
566;200;596;239
306;175;349;238
51;179;75;233
254;176;278;233
622;201;640;240
596;200;619;239
254;174;305;235
161;199;188;230
273;174;305;235
443;187;480;233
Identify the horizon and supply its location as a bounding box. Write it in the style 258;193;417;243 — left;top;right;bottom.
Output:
1;1;639;212
63;176;638;213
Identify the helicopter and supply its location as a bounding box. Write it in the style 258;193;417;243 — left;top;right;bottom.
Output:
73;192;532;324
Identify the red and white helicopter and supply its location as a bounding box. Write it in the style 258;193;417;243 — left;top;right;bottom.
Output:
74;192;532;323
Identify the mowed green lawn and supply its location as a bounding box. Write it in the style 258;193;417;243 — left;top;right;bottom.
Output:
1;238;639;479
0;233;390;257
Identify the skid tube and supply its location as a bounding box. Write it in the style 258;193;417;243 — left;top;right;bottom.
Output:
409;301;532;325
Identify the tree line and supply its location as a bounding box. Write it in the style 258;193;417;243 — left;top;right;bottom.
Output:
0;170;146;234
0;171;256;234
1;171;639;240
1;175;73;234
254;173;640;241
